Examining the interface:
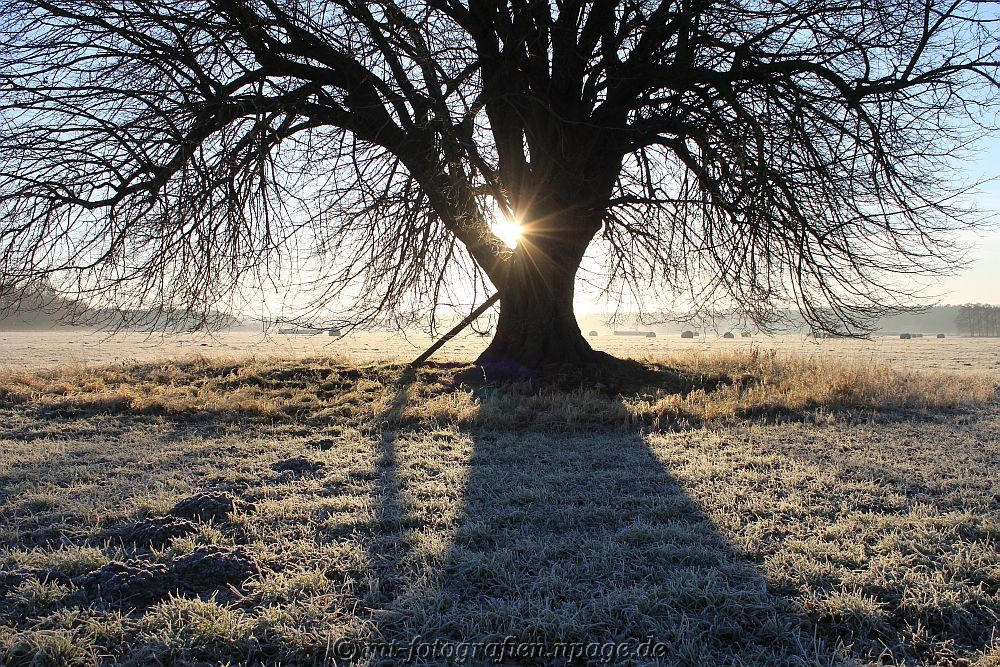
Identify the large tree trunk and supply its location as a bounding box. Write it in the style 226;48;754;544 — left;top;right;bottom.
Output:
476;231;600;377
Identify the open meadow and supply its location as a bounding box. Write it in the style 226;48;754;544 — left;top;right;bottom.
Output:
1;330;998;374
0;336;998;665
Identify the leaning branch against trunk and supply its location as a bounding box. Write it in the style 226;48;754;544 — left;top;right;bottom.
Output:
410;292;500;367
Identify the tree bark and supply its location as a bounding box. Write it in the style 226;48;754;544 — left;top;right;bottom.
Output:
475;230;600;377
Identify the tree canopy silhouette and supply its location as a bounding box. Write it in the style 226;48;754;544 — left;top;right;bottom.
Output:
1;0;997;370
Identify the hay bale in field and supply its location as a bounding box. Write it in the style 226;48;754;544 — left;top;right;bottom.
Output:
937;333;946;338
681;330;695;339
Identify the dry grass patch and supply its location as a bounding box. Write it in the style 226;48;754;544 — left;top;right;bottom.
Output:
1;348;994;428
621;348;997;423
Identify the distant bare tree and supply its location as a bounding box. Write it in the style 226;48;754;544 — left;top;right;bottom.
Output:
1;0;997;370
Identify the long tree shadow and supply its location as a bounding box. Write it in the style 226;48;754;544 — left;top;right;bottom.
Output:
359;381;826;663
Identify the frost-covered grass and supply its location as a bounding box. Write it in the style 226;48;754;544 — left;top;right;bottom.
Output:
0;354;997;665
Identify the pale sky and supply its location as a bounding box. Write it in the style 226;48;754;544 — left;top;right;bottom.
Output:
932;133;1000;304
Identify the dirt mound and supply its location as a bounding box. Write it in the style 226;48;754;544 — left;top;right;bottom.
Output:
77;560;172;603
307;437;337;451
76;546;258;606
272;456;324;476
172;546;258;590
121;516;198;548
170;491;246;522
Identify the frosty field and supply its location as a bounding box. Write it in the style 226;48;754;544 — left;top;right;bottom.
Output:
1;329;998;375
0;333;998;665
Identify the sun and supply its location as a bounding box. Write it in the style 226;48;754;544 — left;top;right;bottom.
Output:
492;212;522;248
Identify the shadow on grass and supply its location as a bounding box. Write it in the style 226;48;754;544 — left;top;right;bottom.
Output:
451;355;735;397
354;378;827;664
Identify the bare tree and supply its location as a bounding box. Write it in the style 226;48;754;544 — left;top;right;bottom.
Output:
1;0;997;371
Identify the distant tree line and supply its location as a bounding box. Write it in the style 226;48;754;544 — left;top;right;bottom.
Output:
0;280;240;331
955;304;1000;337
